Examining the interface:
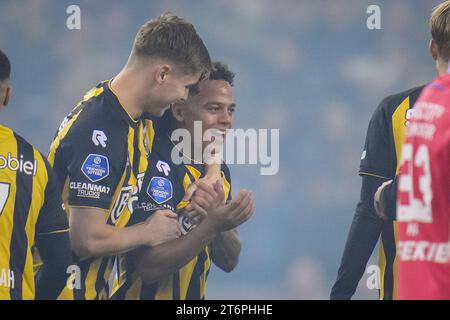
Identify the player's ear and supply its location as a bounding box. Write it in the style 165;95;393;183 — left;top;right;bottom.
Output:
2;85;11;107
171;103;186;122
155;65;171;84
429;39;439;61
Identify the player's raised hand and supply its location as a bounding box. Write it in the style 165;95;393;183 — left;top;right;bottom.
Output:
184;180;225;223
143;209;181;246
181;163;224;224
202;162;222;185
203;189;255;233
181;163;222;203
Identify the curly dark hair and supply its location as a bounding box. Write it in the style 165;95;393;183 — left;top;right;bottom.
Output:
157;60;235;134
209;60;235;86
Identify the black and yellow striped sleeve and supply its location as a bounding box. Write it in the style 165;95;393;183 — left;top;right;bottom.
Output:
50;115;128;210
0;128;70;300
34;159;72;300
29;147;71;300
35;157;69;236
359;96;396;180
6;132;36;300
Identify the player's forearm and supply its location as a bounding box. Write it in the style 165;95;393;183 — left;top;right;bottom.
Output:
35;232;72;300
134;220;218;284
35;263;69;300
71;223;146;258
330;175;385;300
330;209;383;299
210;229;241;272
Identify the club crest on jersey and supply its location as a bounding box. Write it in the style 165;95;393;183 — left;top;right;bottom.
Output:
147;177;173;204
81;154;109;183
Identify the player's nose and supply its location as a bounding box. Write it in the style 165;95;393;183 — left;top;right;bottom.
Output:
219;109;232;127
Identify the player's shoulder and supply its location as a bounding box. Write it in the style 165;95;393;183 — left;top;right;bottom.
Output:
377;85;425;115
1;126;52;176
60;81;131;149
5;127;38;157
67;81;109;119
0;124;15;142
418;76;450;123
69;82;125;129
420;74;450;101
367;85;426;129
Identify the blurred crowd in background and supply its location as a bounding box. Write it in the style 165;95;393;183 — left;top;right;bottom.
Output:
0;0;442;299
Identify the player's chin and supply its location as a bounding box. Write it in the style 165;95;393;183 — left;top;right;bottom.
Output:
149;105;169;118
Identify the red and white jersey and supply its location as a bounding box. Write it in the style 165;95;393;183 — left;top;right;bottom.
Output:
396;74;450;300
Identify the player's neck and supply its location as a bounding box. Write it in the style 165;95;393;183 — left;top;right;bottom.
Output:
444;62;450;76
436;59;449;77
187;143;205;164
110;70;144;121
171;138;205;165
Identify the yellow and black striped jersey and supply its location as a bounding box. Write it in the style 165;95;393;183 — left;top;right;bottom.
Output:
359;85;424;299
0;125;69;300
48;80;151;300
114;132;232;300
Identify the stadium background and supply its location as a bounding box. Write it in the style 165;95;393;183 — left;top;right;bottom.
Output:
0;0;442;299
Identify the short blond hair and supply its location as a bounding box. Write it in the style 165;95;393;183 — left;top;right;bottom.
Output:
133;12;211;77
430;1;450;60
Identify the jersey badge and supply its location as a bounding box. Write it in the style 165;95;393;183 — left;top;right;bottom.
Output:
147;177;173;204
81;154;110;183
